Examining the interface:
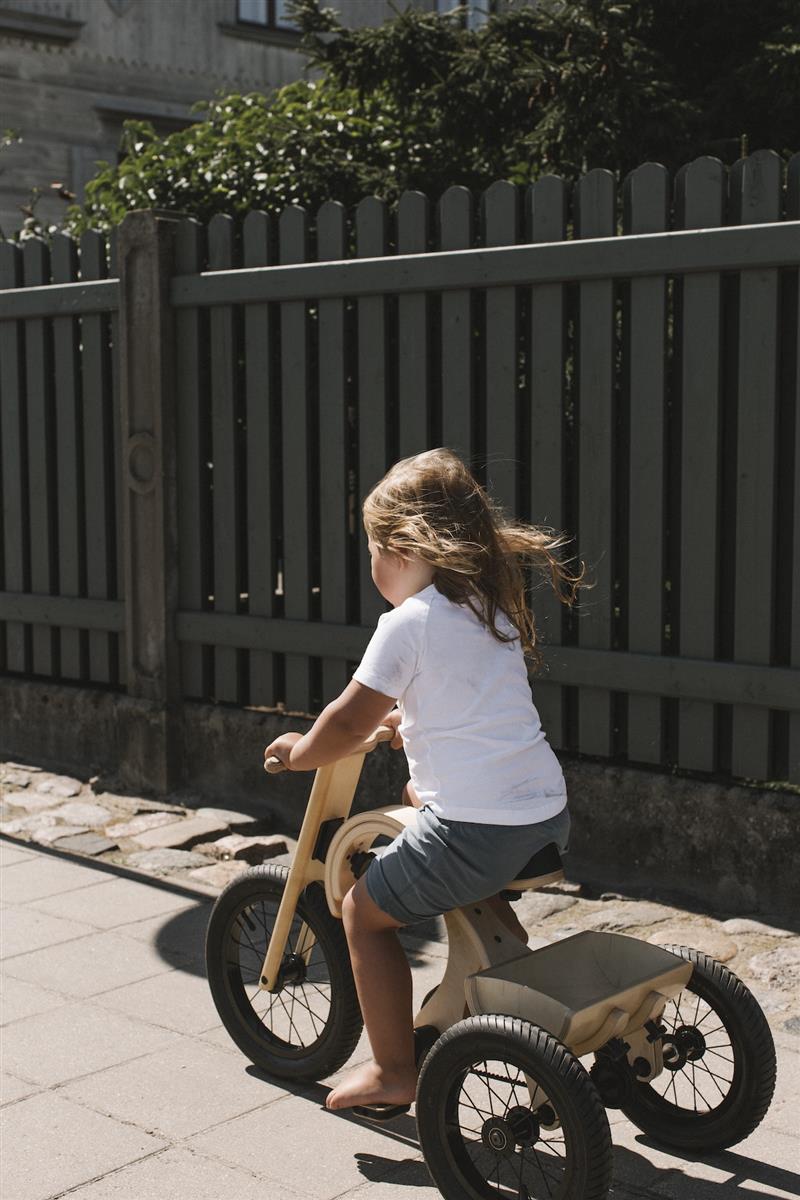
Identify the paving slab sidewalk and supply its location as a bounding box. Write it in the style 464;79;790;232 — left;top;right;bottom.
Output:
3;840;798;1200
2;758;799;1199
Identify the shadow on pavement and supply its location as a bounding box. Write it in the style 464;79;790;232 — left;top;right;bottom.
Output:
149;884;448;977
233;1062;798;1198
146;902;211;976
616;1139;800;1198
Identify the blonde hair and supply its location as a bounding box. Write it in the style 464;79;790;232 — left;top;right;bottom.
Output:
362;448;585;669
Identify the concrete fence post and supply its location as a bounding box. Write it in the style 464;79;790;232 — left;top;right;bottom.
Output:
116;209;183;794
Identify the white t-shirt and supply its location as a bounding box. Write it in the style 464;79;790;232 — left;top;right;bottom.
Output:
352;582;567;825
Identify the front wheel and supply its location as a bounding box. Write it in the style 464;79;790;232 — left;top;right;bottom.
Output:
205;864;363;1081
618;945;776;1151
416;1014;613;1200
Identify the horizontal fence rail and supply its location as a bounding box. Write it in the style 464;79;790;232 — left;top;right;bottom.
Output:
0;592;124;632
2;148;799;789
1;590;796;711
0;278;119;321
169;222;800;307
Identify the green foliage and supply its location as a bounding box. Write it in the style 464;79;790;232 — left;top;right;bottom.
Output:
58;0;798;237
64;80;403;236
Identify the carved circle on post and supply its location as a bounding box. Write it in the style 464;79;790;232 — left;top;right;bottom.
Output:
126;431;157;494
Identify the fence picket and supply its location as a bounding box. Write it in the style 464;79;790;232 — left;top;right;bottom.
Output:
730;150;782;780
23;238;57;678
176;217;211;702
483;181;521;514
439;186;475;462
0;241;27;673
242;210;278;707
575;170;616;756
51;232;84;681
675;157;725;772
208;214;243;704
80;230;114;684
397;190;430;457
108;228;125;688
317;200;350;702
279;204;312;711
526;175;567;749
788;152;800;784
356;197;389;628
623;163;669;764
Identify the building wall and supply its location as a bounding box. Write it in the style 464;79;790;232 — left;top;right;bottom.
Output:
0;0;437;238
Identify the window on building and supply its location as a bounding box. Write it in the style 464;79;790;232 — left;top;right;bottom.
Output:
237;0;296;30
432;0;497;30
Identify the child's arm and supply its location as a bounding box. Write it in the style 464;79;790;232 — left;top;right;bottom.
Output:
266;680;397;771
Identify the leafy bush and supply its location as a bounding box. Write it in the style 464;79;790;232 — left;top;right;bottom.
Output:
39;0;799;238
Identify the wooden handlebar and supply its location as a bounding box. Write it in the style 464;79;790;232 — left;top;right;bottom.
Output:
263;723;395;774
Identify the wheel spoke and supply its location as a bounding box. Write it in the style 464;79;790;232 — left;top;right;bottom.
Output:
287;987;326;1037
695;1058;729;1100
695;1017;726;1036
669;1071;680;1107
460;1087;490;1124
704;1047;734;1063
516;1142;527;1197
276;989;304;1045
303;977;334;1005
446;1053;573;1200
531;1144;555;1198
234;919;265;964
226;894;339;1051
687;1067;714;1111
254;900;276;940
473;1065;513;1115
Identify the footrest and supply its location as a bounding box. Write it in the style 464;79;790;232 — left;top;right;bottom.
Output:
465;931;693;1057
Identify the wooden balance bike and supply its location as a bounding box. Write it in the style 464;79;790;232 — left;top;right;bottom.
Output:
205;725;777;1200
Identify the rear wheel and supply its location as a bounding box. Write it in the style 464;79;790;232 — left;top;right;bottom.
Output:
417;1014;613;1200
618;946;776;1151
205;864;363;1081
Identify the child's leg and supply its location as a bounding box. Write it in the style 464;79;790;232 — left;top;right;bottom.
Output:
325;875;417;1111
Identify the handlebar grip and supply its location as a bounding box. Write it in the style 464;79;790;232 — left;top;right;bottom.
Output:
263;723;394;776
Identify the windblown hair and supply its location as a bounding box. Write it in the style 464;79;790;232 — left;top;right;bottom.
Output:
362;448;586;670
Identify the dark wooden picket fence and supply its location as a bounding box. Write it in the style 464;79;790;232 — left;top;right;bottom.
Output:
1;149;799;788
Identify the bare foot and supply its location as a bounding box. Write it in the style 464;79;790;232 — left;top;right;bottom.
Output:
325;1060;417;1112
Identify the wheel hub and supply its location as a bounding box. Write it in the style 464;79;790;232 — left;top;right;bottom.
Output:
675;1025;707;1061
506;1105;540;1147
481;1117;514;1157
481;1108;540;1156
663;1024;707;1071
277;952;307;987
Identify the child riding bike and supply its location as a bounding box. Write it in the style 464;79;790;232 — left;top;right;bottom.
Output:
264;447;582;1119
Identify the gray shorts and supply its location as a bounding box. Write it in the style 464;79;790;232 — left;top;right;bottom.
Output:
363;802;571;927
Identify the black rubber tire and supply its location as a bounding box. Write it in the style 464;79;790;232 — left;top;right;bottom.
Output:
416;1014;613;1200
619;945;776;1152
205;863;363;1082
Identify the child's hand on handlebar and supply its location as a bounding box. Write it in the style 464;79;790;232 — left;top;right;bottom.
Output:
384;710;403;750
264;732;303;771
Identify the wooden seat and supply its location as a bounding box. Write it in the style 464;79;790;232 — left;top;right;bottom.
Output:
502;841;564;897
